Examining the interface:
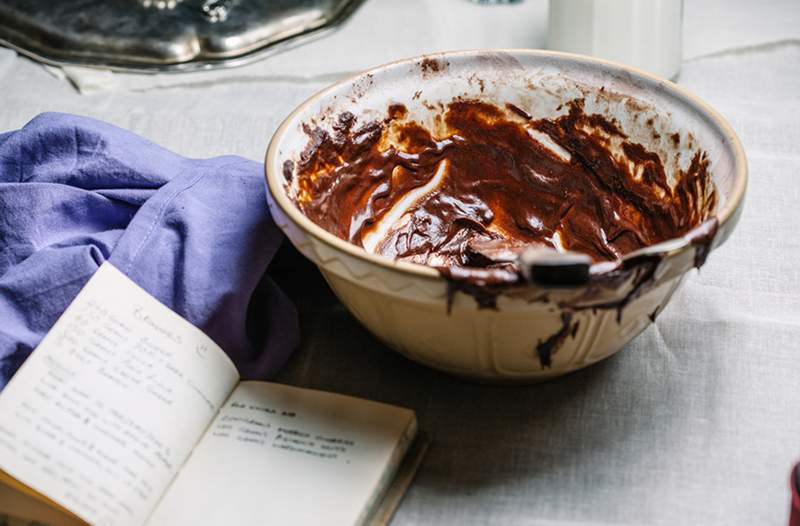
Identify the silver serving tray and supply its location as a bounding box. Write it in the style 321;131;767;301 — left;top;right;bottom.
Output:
0;0;365;73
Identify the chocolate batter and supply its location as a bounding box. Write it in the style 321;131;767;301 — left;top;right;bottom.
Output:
289;97;719;368
292;98;716;272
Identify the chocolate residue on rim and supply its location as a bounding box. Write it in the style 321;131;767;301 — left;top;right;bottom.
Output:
686;217;719;268
439;265;522;313
282;159;294;182
573;253;664;323
420;58;446;74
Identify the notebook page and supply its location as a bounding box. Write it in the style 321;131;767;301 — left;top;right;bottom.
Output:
148;381;416;526
0;263;239;526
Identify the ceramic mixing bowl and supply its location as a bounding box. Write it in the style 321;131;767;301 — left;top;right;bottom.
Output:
265;49;747;382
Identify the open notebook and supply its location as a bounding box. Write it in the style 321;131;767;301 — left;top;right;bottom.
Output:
0;263;424;526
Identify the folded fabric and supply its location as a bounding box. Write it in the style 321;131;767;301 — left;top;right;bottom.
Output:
0;113;299;390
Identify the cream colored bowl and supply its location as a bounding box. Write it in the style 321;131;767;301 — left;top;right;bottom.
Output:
265;50;747;382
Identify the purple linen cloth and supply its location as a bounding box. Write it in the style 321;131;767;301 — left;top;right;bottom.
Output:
0;113;299;390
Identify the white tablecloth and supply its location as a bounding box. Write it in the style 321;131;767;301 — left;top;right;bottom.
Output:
1;1;799;524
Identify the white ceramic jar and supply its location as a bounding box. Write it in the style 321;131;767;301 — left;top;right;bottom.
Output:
547;0;684;80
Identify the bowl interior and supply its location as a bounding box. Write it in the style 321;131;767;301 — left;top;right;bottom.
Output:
267;50;745;275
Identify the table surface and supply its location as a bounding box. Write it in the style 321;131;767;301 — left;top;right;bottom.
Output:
2;1;800;524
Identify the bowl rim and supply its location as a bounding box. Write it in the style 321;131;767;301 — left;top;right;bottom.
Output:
265;48;748;282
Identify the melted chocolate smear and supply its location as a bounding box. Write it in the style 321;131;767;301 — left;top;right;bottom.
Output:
687;217;719;268
505;103;532;120
282;160;294;182
536;311;579;368
569;253;663;323
294;99;716;269
441;266;521;313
